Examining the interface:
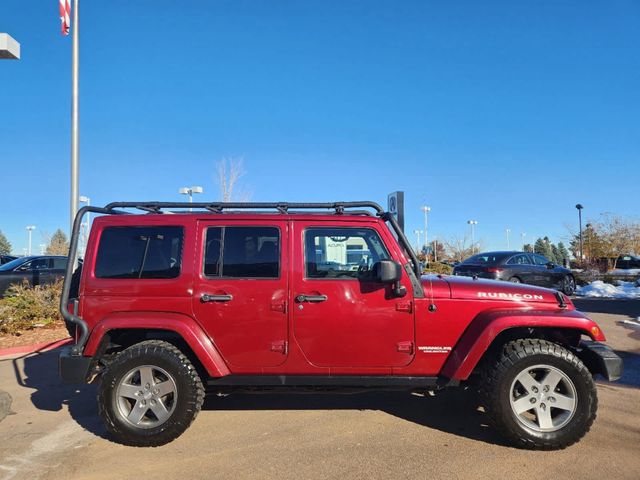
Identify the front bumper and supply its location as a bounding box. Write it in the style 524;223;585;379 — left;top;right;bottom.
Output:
58;345;93;384
577;341;624;382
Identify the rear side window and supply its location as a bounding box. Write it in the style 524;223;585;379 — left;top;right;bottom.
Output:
95;226;183;279
204;226;280;278
53;258;68;269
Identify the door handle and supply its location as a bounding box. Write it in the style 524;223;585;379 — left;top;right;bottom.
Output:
295;294;328;303
201;293;233;303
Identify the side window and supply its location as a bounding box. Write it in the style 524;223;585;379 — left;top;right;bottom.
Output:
26;258;52;270
507;254;529;265
304;227;390;279
204;226;280;279
533;255;549;266
95;226;183;279
53;258;68;269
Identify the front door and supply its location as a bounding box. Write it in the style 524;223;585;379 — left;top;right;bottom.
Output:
192;221;289;369
291;223;415;368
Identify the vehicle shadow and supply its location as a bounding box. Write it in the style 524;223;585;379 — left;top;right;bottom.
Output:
9;348;107;439
202;388;509;447
12;348;505;446
573;298;639;320
610;349;640;389
14;346;637;447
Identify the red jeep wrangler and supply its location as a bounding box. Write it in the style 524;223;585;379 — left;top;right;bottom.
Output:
59;201;622;449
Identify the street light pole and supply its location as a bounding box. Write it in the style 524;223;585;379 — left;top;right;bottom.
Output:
421;206;431;260
467;220;478;254
79;195;90;256
521;232;526;252
575;204;584;263
506;228;511;250
26;226;36;255
70;0;80;237
413;229;423;254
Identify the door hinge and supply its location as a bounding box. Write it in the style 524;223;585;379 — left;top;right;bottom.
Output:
396;301;413;313
396;341;414;354
270;340;288;355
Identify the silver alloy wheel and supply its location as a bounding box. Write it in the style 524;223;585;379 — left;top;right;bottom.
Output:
509;364;577;432
563;276;576;295
116;365;178;429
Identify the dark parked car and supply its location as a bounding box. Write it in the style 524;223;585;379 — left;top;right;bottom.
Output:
452;251;576;295
0;255;17;265
0;255;68;297
615;255;640;270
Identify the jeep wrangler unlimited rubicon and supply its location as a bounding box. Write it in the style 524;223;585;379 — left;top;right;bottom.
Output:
59;201;622;449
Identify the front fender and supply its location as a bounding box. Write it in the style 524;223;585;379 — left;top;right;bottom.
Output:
441;308;606;381
83;312;230;377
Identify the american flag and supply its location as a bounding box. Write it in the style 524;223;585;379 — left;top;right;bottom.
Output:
59;0;71;36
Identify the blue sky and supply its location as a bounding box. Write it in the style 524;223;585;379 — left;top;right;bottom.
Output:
2;1;639;255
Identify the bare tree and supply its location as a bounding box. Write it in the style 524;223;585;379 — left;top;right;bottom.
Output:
444;235;476;263
216;157;251;202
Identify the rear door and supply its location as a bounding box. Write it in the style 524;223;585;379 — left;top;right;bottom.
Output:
192;221;289;369
290;222;415;368
505;254;534;283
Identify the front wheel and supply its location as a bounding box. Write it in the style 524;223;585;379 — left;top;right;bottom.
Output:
481;339;597;449
98;340;204;447
561;275;576;295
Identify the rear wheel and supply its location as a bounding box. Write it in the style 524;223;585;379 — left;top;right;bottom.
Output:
561;275;576;295
98;340;204;447
508;276;521;284
481;339;597;449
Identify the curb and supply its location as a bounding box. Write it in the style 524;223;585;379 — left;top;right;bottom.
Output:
0;337;72;359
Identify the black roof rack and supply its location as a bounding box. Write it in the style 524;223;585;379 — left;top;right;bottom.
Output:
60;200;421;355
103;201;385;216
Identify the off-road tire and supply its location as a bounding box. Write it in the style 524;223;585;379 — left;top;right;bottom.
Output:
98;340;205;447
480;338;597;450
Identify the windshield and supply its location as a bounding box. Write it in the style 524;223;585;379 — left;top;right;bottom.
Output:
0;257;28;271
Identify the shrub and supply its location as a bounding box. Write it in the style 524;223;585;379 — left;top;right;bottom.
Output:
422;262;453;275
0;280;63;334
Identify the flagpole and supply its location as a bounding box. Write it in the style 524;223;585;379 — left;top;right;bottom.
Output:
70;0;79;239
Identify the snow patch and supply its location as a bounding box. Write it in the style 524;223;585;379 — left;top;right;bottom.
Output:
609;268;640;275
576;280;640;299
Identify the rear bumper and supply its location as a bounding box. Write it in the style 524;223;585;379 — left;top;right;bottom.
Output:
577;341;623;382
58;345;93;384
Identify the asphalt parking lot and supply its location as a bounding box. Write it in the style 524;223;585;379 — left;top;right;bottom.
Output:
1;299;639;480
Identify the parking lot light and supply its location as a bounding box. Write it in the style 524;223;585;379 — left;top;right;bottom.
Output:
0;33;20;60
26;226;36;255
467;220;478;254
575;204;584;263
179;186;203;211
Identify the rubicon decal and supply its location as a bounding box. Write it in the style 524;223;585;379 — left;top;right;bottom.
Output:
418;346;452;354
477;292;544;300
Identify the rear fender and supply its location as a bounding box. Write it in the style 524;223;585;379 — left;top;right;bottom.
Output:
441;308;606;381
83;312;230;377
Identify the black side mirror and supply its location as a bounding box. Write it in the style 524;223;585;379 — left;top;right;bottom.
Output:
375;260;402;283
374;260;406;297
546;262;555;269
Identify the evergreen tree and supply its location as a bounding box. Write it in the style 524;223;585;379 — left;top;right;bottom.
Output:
557;242;570;264
46;229;69;255
551;244;561;264
0;230;11;255
523;243;533;253
542;237;556;262
534;238;546;256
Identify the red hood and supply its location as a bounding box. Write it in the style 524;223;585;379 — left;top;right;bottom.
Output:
421;275;562;305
